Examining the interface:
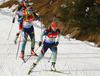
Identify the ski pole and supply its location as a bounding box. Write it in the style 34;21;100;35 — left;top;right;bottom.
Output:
48;53;52;62
34;46;40;52
16;32;22;59
7;23;14;40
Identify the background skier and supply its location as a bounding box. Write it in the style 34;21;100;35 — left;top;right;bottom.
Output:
18;7;40;59
12;0;30;44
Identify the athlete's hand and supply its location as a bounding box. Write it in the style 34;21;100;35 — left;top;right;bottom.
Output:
55;42;59;46
18;18;23;22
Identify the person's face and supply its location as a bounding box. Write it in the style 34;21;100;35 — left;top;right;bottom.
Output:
51;26;58;32
24;2;28;7
28;11;33;15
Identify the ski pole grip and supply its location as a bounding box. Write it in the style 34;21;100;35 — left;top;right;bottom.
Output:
12;17;15;23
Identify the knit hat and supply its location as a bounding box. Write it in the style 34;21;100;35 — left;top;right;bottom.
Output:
51;21;57;27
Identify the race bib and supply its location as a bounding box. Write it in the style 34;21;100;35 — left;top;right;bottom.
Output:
23;21;33;26
46;37;55;42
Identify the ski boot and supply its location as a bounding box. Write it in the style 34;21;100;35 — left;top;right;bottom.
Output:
31;49;38;57
28;63;37;74
51;62;56;71
20;51;25;62
20;51;24;58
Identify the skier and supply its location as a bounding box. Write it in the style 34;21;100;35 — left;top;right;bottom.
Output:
12;0;30;44
28;21;61;74
19;7;40;58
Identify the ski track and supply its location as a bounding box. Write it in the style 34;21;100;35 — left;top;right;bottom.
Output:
0;10;100;76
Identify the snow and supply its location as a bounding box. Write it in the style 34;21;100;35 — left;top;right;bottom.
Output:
61;4;67;8
0;7;100;76
0;0;7;5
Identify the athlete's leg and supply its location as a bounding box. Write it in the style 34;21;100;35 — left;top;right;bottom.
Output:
34;42;49;64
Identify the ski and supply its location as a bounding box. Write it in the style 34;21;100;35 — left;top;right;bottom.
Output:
21;54;38;63
25;54;39;57
19;55;31;63
25;55;38;63
21;57;26;63
45;70;70;74
28;69;70;75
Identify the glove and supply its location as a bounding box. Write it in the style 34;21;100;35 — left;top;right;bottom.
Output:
12;17;15;23
39;41;42;47
18;18;23;22
55;42;59;46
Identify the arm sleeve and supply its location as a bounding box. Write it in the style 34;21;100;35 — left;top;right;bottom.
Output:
33;13;40;21
40;29;49;41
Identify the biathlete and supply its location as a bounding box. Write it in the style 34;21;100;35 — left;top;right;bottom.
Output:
18;7;40;58
28;21;61;73
12;0;30;44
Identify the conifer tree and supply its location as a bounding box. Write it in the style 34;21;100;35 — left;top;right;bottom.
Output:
69;0;100;35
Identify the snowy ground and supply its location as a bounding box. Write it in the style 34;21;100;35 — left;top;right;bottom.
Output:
0;0;10;5
0;9;100;76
